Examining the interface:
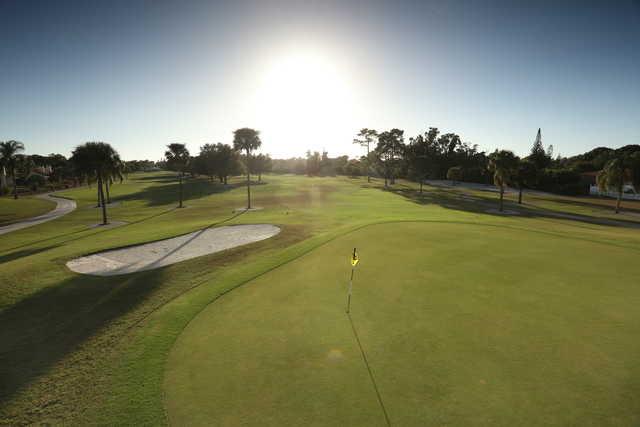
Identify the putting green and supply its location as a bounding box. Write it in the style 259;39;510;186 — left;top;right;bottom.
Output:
166;221;640;426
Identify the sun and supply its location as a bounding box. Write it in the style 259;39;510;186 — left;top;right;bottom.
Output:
253;50;356;153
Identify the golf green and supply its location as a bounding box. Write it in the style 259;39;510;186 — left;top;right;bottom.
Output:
165;221;640;426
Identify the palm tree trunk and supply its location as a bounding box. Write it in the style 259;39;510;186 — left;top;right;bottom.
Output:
366;143;370;183
518;186;523;204
420;179;423;194
616;190;622;214
179;172;183;208
246;149;251;209
98;174;108;225
12;169;18;199
106;180;111;204
499;186;504;212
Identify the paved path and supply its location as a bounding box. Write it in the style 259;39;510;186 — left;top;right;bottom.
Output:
0;193;77;236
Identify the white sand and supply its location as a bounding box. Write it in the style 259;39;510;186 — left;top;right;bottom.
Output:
66;224;281;276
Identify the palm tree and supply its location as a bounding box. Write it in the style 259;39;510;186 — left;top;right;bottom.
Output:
488;150;519;212
597;158;629;214
233;128;262;209
0;140;25;199
353;128;378;183
104;158;124;204
70;142;121;225
165;143;190;208
513;159;537;204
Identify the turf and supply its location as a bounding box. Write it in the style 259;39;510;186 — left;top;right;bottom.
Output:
0;196;55;226
1;172;639;425
165;222;640;426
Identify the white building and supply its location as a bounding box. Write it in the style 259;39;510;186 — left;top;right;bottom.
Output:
589;183;640;200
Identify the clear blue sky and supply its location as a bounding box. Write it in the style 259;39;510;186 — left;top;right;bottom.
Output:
1;0;639;160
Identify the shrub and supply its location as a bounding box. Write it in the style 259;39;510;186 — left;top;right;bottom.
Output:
446;166;463;184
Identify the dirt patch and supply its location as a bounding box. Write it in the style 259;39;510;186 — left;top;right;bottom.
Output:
87;221;128;229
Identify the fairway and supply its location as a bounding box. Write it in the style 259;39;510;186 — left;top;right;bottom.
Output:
165;221;640;426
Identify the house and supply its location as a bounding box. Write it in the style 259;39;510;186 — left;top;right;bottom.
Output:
584;171;640;200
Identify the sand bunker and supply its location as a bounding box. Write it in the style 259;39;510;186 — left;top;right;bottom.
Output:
67;224;280;276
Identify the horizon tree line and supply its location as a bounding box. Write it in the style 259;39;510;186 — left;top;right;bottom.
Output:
350;126;640;213
3;127;640;215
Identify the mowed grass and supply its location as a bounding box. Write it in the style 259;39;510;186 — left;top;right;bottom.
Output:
0;196;55;226
165;222;640;426
1;172;640;425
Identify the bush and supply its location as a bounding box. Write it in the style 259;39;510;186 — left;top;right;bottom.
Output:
446;166;464;184
536;169;587;195
461;166;489;184
25;174;46;192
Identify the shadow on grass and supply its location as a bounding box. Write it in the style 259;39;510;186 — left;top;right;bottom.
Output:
0;268;167;407
531;194;640;216
0;244;61;264
386;185;640;229
114;177;265;207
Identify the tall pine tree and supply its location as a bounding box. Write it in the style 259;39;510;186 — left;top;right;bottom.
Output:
528;128;551;169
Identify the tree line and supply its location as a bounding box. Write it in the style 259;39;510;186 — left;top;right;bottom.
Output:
265;127;639;213
3;125;639;218
1;127;267;225
348;127;640;212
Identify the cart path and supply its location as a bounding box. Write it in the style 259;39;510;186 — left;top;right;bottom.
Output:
0;193;77;236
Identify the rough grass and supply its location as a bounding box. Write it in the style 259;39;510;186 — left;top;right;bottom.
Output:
0;196;55;226
1;172;639;425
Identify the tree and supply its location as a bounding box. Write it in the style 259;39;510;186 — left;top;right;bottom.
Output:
597;158;629;214
219;144;241;184
233;128;262;209
305;151;321;176
165;143;190;208
103;156;124;204
513;159;537;204
70;142;121;225
374;129;405;187
406;128;438;193
353;128;377;182
446;166;463;185
46;154;74;186
252;153;272;181
527;128;551;170
628;152;640;194
194;143;218;181
0;140;25;199
488;150;519;212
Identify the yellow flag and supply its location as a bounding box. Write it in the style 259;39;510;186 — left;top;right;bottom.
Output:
350;248;359;267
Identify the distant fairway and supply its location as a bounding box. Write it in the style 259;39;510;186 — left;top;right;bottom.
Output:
165;222;640;426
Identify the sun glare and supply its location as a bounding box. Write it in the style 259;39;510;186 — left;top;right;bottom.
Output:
254;51;356;153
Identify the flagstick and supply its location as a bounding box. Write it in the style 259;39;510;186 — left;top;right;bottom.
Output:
346;266;354;313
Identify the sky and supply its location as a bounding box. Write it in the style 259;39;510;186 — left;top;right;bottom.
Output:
1;0;639;161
